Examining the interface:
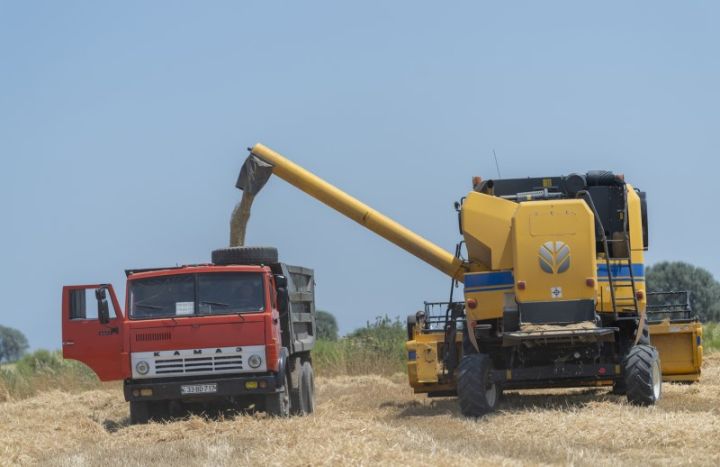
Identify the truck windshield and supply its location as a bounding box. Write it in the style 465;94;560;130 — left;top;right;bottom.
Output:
130;273;265;319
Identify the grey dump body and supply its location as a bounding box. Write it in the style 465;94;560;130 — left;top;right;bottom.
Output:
273;263;316;354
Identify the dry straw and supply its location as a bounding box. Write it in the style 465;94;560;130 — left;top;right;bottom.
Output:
1;356;719;466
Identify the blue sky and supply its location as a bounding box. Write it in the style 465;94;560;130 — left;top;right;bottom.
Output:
1;1;718;349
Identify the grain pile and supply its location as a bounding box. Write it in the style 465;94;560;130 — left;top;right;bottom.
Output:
2;354;720;466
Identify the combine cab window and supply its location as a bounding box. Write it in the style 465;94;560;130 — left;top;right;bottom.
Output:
129;273;265;319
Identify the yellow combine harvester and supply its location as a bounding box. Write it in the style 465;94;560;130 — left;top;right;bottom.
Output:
237;143;699;416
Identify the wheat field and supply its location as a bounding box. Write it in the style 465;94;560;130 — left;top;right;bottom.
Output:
2;354;719;466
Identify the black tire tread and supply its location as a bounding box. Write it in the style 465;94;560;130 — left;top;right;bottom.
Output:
624;344;661;406
457;353;497;417
211;246;278;265
301;361;315;415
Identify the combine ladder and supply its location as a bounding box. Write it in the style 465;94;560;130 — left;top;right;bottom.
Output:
601;195;640;315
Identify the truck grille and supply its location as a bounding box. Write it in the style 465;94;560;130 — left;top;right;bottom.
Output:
155;354;243;375
130;345;267;379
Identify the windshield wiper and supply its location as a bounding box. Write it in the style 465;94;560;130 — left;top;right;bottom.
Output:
200;300;229;307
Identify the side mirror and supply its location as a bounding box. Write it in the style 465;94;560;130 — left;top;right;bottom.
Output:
275;275;288;288
95;287;110;324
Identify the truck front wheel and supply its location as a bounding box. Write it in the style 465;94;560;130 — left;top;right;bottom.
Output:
129;401;150;424
266;372;291;417
457;353;499;417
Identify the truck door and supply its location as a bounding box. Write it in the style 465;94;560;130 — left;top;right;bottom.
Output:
61;284;127;381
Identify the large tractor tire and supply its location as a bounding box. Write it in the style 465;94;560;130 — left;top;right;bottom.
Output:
265;371;291;417
211;246;278;265
624;344;662;406
457;353;499;417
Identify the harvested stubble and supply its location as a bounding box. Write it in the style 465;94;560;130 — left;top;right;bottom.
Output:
2;355;720;466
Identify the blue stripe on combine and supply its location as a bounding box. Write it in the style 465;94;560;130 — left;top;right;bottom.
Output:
597;263;644;279
465;285;514;293
464;271;514;289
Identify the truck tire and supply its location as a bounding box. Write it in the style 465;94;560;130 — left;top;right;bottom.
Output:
624;344;662;406
301;361;315;415
290;358;305;415
265;372;291;417
457;353;499;417
211;246;278;265
129;401;150;424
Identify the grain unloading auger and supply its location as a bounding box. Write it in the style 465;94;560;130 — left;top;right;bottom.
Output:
239;143;698;416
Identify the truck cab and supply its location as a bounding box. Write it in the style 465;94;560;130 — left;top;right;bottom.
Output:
62;249;316;423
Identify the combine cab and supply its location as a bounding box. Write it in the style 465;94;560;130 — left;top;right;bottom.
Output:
647;291;703;383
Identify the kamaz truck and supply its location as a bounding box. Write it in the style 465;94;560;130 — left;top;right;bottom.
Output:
62;246;316;423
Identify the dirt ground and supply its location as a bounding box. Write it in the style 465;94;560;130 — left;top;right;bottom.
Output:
2;355;719;466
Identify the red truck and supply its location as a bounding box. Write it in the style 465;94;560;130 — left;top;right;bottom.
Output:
61;246;317;423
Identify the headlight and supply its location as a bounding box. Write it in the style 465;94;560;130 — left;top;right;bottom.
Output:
248;354;262;369
135;360;150;375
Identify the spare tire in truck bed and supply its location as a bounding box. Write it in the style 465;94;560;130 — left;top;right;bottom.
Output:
212;246;279;265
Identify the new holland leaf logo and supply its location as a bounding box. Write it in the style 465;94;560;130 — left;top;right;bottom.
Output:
539;241;570;274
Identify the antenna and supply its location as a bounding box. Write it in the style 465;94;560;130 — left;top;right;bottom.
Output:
493;149;502;178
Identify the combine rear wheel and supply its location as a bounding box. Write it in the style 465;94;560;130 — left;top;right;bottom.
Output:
457;353;499;417
624;344;662;406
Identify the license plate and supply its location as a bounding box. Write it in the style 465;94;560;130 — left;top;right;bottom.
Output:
181;383;217;395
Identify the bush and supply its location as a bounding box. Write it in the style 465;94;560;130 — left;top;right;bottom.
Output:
704;323;720;352
0;350;99;401
0;325;29;363
313;316;407;376
316;310;339;341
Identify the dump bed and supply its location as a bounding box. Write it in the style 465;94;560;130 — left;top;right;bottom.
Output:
274;263;316;354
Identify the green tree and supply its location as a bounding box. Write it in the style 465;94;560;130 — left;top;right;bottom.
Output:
316;310;339;341
0;325;29;363
646;261;720;321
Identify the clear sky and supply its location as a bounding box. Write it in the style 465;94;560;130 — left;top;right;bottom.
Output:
1;1;718;349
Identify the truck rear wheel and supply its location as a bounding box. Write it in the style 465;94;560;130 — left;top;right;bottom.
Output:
211;246;278;265
301;361;315;415
265;372;291;417
457;353;499;417
290;357;305;415
624;344;662;406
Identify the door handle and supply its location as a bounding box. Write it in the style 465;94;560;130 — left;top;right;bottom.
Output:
62;341;75;346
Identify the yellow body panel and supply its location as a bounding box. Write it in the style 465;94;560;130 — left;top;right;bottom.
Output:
597;186;646;314
462;192;517;270
406;331;461;391
512;199;597;303
649;320;703;381
463;271;514;320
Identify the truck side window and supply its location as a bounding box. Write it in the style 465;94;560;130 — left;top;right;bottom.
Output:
69;288;117;320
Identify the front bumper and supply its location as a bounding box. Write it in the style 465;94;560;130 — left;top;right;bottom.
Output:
124;373;279;402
